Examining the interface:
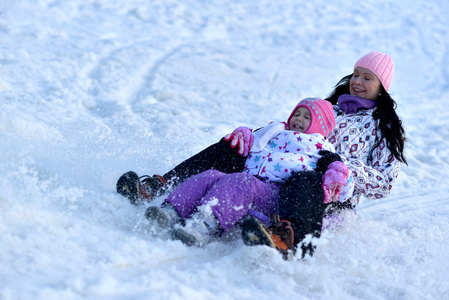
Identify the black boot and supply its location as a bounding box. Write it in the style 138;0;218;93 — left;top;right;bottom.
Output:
116;171;167;204
242;216;295;260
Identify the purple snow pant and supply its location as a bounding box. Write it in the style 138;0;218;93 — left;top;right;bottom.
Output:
163;170;280;233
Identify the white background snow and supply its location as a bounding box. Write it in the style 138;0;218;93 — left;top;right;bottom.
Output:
1;0;449;299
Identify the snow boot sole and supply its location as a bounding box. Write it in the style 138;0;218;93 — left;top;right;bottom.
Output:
116;171;141;204
145;206;171;229
241;217;277;249
171;228;199;247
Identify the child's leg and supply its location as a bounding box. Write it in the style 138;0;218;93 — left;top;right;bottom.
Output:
163;169;227;220
197;173;279;233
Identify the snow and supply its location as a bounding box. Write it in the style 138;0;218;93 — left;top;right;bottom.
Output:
1;0;449;299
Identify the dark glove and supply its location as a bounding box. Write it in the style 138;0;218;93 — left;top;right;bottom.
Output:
315;150;342;174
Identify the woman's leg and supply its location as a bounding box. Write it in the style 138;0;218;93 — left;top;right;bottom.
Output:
279;171;326;256
117;139;246;203
162;139;247;189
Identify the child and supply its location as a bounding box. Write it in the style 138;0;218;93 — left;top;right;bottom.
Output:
141;98;352;247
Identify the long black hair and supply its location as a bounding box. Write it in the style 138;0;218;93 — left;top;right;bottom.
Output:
326;74;408;165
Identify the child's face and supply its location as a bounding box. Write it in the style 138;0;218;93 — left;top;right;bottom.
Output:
289;106;311;133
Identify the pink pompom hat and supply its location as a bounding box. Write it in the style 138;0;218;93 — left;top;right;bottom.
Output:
354;51;395;91
287;98;336;136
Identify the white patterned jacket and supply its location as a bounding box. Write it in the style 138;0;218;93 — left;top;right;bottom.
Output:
327;106;401;206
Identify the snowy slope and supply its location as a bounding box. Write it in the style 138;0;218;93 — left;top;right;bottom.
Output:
1;0;449;299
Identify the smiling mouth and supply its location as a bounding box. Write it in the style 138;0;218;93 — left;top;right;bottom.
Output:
352;86;366;93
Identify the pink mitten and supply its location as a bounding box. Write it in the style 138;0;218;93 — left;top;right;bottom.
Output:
224;127;254;156
322;161;350;204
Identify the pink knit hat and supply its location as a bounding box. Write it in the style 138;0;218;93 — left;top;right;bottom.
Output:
354;51;394;91
287;98;336;136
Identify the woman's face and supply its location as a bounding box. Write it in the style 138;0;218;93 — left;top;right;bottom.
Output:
350;67;382;100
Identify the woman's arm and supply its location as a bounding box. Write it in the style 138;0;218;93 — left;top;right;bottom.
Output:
345;144;401;200
162;138;247;189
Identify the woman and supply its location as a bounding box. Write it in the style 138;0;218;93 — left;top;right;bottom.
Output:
117;51;407;259
242;51;407;258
